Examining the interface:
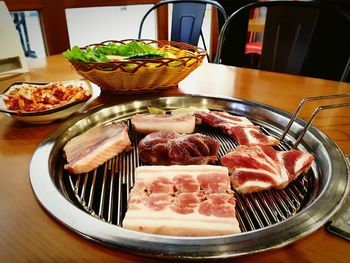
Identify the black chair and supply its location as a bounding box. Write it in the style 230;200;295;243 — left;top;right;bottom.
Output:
138;0;228;61
214;0;350;82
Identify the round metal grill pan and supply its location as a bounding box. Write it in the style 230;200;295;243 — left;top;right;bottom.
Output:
30;95;349;259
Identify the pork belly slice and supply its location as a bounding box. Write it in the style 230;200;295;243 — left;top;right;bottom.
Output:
195;110;254;128
220;145;314;194
138;130;220;165
131;113;195;134
195;111;280;146
123;165;241;236
63;122;132;174
226;126;280;146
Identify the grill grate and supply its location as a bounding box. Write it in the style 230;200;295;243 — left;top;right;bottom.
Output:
63;119;312;233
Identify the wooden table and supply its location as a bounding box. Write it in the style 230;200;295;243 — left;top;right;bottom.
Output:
0;55;349;262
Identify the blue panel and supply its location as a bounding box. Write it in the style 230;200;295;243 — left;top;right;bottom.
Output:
171;3;206;45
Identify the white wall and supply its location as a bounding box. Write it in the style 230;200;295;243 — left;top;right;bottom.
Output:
65;5;156;47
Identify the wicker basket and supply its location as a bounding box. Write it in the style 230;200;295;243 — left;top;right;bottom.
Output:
66;39;206;94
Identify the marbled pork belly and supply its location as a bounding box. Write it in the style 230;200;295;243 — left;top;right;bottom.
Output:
131;113;195;134
196;110;255;128
220;145;314;194
195;111;279;146
122;165;241;236
226;126;280;146
63;122;132;174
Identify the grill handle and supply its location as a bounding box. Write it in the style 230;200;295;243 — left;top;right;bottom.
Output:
280;94;350;148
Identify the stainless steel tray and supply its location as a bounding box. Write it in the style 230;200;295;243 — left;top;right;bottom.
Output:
29;95;349;259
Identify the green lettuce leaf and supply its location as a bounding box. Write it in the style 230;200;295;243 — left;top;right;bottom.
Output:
63;41;165;62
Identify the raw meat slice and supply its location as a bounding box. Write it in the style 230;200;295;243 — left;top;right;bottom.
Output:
195;110;254;128
138;131;220;165
131;113;195;134
122;165;241;236
173;175;200;193
63;122;132;174
197;173;231;194
220;145;314;194
195;111;280;146
226;126;280;146
198;194;236;217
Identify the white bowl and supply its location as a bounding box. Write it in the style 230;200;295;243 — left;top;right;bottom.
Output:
0;79;94;124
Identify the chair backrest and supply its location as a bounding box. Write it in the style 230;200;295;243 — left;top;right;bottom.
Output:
170;2;206;45
138;0;227;61
214;0;350;82
259;5;319;74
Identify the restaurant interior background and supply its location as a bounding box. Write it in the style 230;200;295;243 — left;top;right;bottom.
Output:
5;2;213;59
4;1;350;55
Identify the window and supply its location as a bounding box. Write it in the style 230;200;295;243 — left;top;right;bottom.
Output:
10;11;46;58
65;5;155;47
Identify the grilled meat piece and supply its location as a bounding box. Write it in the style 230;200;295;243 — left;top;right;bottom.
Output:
220;145;314;194
131;113;195;134
195;111;279;146
123;165;241;236
138;130;220;165
63;122;132;174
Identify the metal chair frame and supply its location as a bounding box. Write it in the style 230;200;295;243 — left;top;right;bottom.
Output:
214;0;350;82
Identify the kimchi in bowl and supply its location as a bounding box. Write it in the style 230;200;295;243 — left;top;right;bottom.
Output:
0;79;93;124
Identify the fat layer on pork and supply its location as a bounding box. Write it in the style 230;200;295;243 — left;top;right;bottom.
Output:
131;113;196;134
63;122;132;174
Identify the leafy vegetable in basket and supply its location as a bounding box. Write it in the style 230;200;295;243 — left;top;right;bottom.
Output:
63;41;166;62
